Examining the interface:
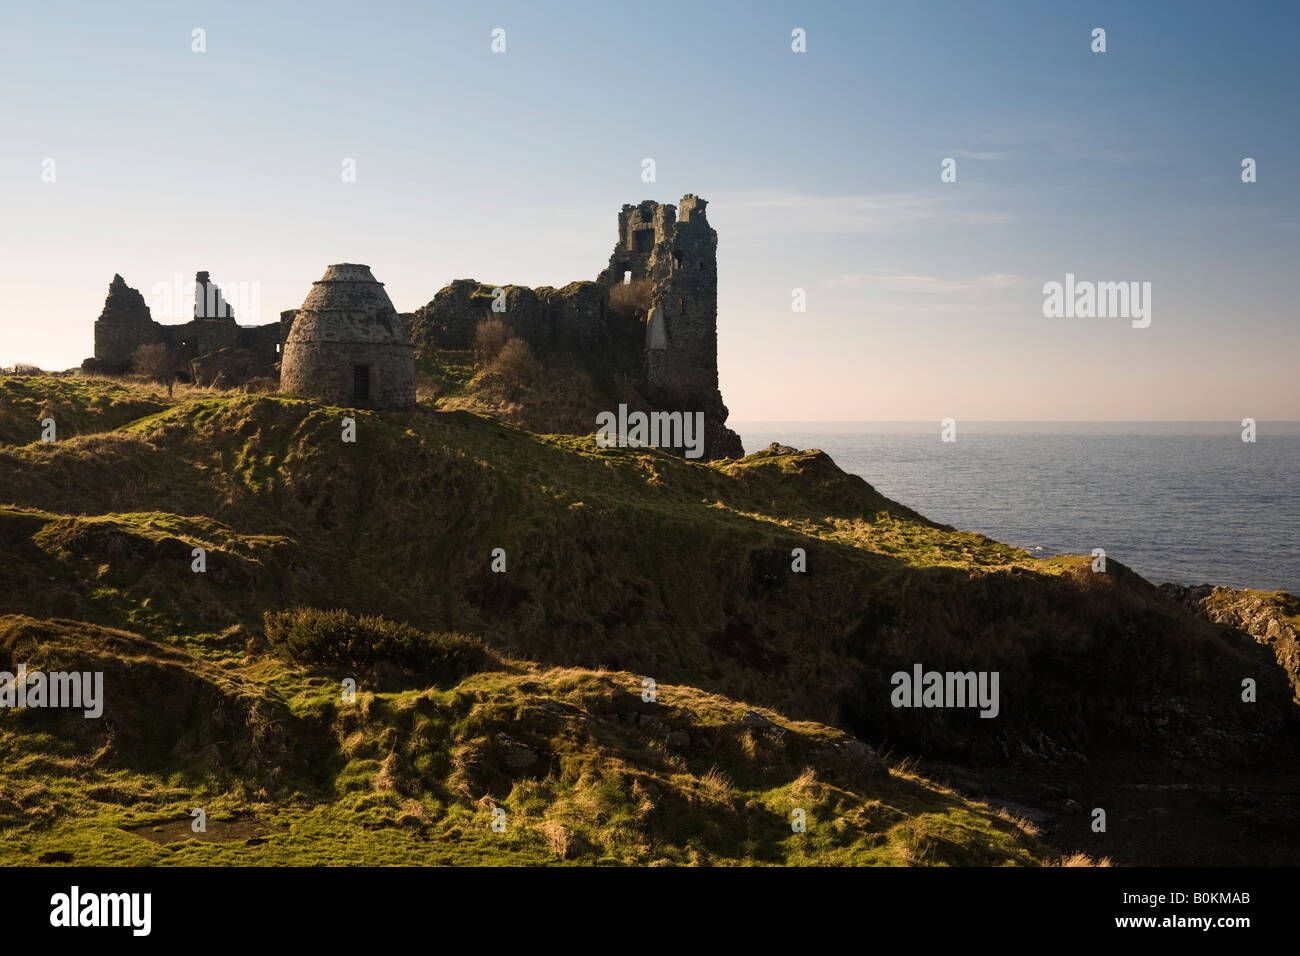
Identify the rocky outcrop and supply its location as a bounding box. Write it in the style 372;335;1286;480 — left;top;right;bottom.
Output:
1161;583;1300;701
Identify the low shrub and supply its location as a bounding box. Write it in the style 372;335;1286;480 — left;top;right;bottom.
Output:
264;608;490;685
473;317;510;362
490;337;542;386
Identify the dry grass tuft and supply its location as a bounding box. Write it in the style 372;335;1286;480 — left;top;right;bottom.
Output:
698;765;733;803
542;819;572;859
1054;852;1112;867
607;278;652;319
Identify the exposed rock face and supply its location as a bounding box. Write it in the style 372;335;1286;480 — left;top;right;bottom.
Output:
1161;583;1300;702
280;264;416;410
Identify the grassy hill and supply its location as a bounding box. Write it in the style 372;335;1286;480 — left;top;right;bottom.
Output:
1;377;1296;865
0;614;1062;866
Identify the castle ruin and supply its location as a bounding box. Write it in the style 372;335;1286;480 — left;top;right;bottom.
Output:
409;194;743;458
83;271;287;386
597;194;719;400
82;195;743;457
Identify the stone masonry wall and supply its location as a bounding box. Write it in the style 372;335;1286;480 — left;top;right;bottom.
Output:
85;273;284;383
280;339;416;409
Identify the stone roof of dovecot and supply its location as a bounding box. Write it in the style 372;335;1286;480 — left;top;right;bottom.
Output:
289;264;407;345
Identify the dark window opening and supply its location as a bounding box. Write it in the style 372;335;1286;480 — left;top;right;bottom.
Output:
673;251;682;269
633;229;654;252
698;261;705;271
353;365;370;401
679;297;686;315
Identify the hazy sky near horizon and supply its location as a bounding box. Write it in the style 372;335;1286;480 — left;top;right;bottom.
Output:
1;0;1296;420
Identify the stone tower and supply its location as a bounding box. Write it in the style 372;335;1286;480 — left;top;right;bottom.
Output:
597;195;742;459
279;264;416;410
598;194;718;399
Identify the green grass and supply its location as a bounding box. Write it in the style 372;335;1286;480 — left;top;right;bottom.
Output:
0;374;1289;865
417;349;479;400
0;376;169;445
0;636;1055;866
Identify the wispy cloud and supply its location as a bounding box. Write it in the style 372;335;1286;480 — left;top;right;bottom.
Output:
711;189;1014;236
825;270;1029;293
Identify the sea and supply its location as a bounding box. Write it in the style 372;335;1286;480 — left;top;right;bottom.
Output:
731;422;1300;595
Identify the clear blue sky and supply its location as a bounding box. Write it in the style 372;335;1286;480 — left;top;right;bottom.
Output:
2;0;1296;419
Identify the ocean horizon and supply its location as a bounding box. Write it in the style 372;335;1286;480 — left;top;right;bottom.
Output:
733;421;1300;594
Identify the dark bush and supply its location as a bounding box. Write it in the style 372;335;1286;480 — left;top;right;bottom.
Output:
264;608;490;685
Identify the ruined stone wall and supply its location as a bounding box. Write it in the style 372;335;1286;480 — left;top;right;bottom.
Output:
86;273;285;383
160;319;240;358
193;271;236;321
237;321;285;356
596;201;671;287
636;195;719;400
411;279;621;362
89;275;164;373
85;201;741;455
281;340;416;409
410;280;487;350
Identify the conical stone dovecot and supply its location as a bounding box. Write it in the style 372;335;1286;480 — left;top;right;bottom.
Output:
280;264;416;410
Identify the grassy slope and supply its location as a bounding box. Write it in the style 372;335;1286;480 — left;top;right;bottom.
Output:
420;346;651;438
0;377;1293;864
0;615;1054;866
0;376;168;445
